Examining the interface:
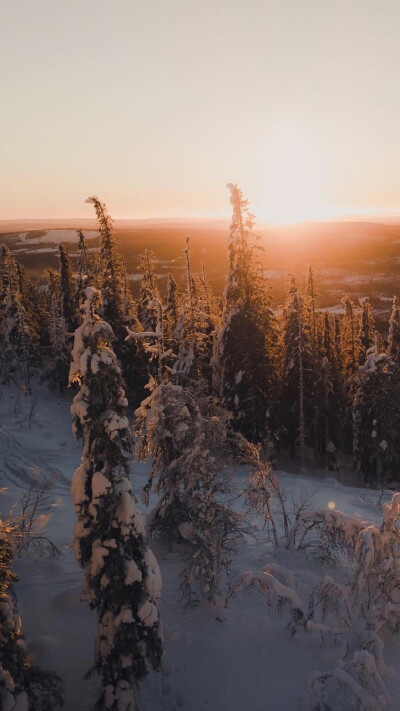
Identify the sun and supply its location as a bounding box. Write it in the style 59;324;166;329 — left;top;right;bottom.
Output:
253;125;329;225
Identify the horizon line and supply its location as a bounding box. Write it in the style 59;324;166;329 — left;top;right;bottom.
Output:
2;212;400;228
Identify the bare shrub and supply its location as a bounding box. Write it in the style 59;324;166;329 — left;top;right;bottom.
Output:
307;576;352;633
10;470;59;557
307;650;390;710
226;568;305;626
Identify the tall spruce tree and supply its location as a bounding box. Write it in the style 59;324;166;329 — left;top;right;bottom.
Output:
388;295;400;364
340;296;360;379
304;266;323;457
58;244;77;332
333;314;343;371
86;197;147;404
85;197;125;334
218;184;278;443
76;229;101;310
122;259;135;319
339;296;363;451
162;273;180;360
174;236;197;377
313;311;346;464
46;272;70;392
358;299;374;365
353;334;400;486
0;248;39;386
279;277;314;463
173;237;217;388
305;265;319;356
69;286;163;710
15;262;43;347
138;250;159;333
76;229;89;291
194;263;220;390
164;273;178;337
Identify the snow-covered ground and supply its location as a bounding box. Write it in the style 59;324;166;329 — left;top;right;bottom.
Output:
1;383;400;710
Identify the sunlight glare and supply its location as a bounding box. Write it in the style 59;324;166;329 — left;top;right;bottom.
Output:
254;126;328;225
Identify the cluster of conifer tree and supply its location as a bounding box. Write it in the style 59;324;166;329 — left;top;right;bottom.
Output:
1;188;400;486
2;186;400;708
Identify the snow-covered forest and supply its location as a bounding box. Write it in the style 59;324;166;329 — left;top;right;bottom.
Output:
2;186;400;710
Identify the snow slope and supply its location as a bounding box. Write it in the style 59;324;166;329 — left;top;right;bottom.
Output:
1;383;400;710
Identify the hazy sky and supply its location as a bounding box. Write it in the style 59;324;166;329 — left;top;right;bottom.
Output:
2;0;400;223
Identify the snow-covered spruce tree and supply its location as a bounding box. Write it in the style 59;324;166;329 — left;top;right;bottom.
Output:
36;286;51;354
218;183;278;443
132;305;242;603
313;311;346;464
279;277;314;464
164;273;179;339
333;313;343;372
76;229;90;294
358;299;375;366
46;271;70;392
173;237;218;389
86;196;146;404
138;250;159;333
0;251;43;369
352;335;400;486
161;272;181;364
177;395;242;605
388;295;400;365
304;267;325;458
0;248;39;386
194;263;221;390
0;246;15;332
173;237;198;380
339;295;362;452
135;375;241;604
0;519;63;711
85;196;128;336
135;249;164;388
75;229;102;309
340;295;360;380
199;263;212;318
131;301;204;540
196;263;222;390
15;261;43;348
126;296;173;384
58;244;78;332
122;259;135;319
305;266;320;358
135;371;205;541
69;286;163;710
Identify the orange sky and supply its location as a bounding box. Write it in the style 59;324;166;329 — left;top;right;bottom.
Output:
1;0;400;224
